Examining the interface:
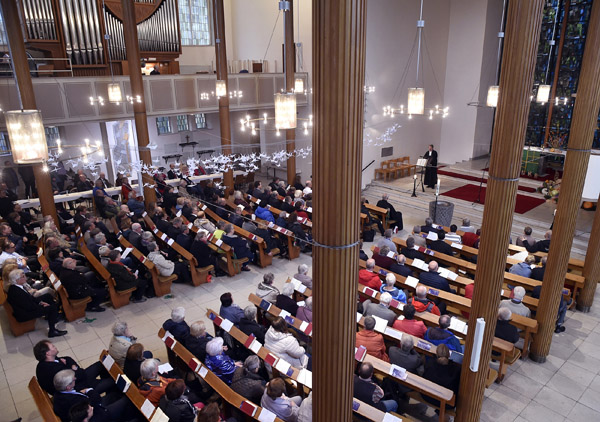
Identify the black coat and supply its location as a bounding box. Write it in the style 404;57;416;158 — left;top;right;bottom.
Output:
53;390;107;422
230;367;266;404
419;271;454;293
159;396;197;422
530;266;545;281
238;317;266;344
389;263;413;278
401;247;423;261
388;347;423;374
36;357;87;395
222;234;254;261
106;262;138;291
60;267;93;299
184;334;213;362
429;240;454;256
190;240;214;268
275;294;298;316
494;319;520;344
7;285;45;322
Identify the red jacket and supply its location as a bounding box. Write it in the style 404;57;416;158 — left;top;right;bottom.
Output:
409;297;441;316
462;232;480;248
359;269;382;290
356;330;389;362
393;318;427;339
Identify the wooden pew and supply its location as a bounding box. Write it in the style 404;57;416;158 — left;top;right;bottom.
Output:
370;245;543;312
201;205;274;268
98;350;156;421
248;293;312;337
398;235;580;305
38;252;91;321
116;235;176;296
432;223;584;273
247;194;314;230
206;309;312;392
157;328;389;422
225;198;298;260
364;203;394;230
180;213;245;277
76;237;135;309
157;328;286;422
358;258;537;350
28;377;60;422
141;212;211;285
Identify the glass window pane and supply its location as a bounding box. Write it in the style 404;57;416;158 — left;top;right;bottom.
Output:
156;117;172;135
179;0;211;46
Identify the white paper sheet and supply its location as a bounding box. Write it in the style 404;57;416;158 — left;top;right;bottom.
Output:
158;363;173;374
257;408;277;422
405;276;419;288
102;354;115;371
220;319;234;332
140;399;155;418
373;315;388;333
451;242;463;250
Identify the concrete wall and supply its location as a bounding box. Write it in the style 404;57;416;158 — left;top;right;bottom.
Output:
362;0;451;188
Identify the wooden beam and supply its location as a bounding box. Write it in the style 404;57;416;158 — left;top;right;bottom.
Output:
531;0;600;360
455;1;544;420
312;0;367;419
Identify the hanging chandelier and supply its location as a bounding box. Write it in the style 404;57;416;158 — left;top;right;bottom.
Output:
383;0;449;120
240;112;313;136
5;110;48;164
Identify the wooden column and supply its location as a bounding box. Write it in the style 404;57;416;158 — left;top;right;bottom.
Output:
456;1;543;420
212;0;234;197
577;193;600;311
121;0;156;206
312;0;366;420
284;0;297;184
530;0;600;360
0;0;58;227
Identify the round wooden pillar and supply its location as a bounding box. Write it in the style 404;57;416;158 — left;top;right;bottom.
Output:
530;0;600;361
312;0;366;420
0;0;59;227
284;1;297;184
455;1;544;420
577;193;600;312
121;0;157;206
212;0;234;197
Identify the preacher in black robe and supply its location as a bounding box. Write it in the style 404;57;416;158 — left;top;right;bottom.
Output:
424;144;438;188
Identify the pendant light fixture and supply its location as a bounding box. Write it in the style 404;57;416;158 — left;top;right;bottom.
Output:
486;0;507;108
5;110;48;163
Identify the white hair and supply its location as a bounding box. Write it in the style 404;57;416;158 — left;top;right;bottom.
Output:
513;286;526;301
282;283;295;297
112;321;128;336
53;369;75;392
380;292;392;306
385;273;396;287
8;269;24;285
206;337;224;357
298;264;309;275
190;321;206;337
244;305;257;320
171;307;185;323
140;359;159;379
498;307;512;321
305;297;313;311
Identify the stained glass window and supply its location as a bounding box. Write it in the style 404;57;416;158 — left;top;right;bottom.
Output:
179;0;212;46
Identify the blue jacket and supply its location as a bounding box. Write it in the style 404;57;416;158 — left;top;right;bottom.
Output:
127;198;145;216
508;262;532;278
379;286;407;303
220;304;245;325
424;328;464;353
205;353;236;384
162;319;190;343
255;206;275;223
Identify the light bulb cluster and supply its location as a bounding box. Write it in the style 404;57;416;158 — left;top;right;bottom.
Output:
199;90;244;100
240;113;313;136
383;103;449;119
364;85;375;93
127;95;142;104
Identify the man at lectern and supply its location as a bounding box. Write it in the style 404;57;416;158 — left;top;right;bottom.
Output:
423;144;438;189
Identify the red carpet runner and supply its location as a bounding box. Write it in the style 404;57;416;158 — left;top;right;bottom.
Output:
437;169;537;193
441;184;546;214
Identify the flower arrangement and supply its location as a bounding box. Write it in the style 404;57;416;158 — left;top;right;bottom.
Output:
538;179;561;203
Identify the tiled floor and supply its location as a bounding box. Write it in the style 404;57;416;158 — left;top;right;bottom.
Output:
1;169;598;421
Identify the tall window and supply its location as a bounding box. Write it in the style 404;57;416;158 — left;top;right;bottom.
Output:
0;132;9;153
179;0;212;46
194;113;207;129
0;13;7;46
156;117;172;135
176;115;190;132
45;127;60;147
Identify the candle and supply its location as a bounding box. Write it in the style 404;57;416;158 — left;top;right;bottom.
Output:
413;174;417;180
436;178;440;196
